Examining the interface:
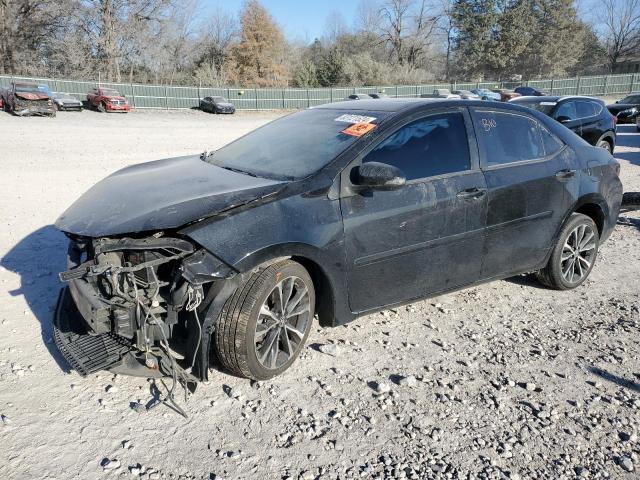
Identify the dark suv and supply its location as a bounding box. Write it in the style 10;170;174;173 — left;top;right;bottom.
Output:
510;96;617;153
54;99;622;387
607;93;640;127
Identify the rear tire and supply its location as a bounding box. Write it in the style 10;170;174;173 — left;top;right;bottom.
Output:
596;139;612;154
98;102;106;113
214;260;315;380
536;213;599;290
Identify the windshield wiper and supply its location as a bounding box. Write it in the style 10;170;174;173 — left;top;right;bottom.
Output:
219;166;258;178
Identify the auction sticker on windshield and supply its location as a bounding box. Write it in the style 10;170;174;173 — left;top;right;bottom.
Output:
341;122;377;137
335;114;377;124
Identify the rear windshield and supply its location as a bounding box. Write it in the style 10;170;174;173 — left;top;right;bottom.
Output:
206;108;388;180
512;99;556;115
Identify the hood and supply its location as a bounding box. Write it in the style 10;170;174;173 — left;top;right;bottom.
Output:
56;155;287;237
16;91;49;101
105;96;126;101
216;102;234;108
57;94;80;102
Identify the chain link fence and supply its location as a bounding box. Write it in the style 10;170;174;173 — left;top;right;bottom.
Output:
1;73;639;110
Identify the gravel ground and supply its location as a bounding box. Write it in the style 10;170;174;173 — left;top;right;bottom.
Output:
0;109;639;480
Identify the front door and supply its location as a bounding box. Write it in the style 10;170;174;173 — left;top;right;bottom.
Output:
341;109;487;313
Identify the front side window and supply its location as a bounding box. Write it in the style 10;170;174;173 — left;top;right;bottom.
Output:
554;101;577;120
473;110;544;166
363;111;471;180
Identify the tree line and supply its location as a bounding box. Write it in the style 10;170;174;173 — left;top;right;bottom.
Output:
0;0;638;87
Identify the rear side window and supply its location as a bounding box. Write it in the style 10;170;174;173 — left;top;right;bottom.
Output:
540;125;564;156
363;111;471;180
473;111;544;166
576;101;596;118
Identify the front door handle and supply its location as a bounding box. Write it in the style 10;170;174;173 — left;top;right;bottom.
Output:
457;188;487;199
555;169;576;179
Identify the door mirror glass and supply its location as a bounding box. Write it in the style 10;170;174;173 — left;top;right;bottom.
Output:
353;162;406;190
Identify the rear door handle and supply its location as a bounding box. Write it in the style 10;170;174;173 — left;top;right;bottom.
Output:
457;188;487;199
555;169;576;179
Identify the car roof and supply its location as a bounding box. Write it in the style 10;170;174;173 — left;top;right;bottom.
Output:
316;98;543;116
513;95;604;103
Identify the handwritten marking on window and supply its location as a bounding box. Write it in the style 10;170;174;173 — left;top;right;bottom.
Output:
481;118;497;131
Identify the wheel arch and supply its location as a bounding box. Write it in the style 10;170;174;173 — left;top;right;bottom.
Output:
231;242;347;328
597;131;616;151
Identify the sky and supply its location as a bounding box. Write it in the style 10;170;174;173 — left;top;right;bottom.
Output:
199;0;602;42
200;0;360;42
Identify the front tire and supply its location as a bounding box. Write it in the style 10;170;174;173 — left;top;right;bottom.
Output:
214;260;315;380
536;213;599;290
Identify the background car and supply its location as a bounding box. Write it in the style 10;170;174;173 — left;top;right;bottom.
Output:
38;84;83;111
3;82;55;116
420;88;461;99
452;89;480;100
514;86;549;96
607;93;640;124
87;87;130;112
345;93;372;100
510;95;616;152
369;92;388;99
492;88;521;101
470;88;501;101
199;95;236;114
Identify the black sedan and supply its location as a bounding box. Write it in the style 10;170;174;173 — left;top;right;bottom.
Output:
514;86;549;96
607;93;640;125
510;96;617;153
200;96;235;114
54;99;622;387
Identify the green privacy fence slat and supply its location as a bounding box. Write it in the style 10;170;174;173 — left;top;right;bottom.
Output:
1;73;639;110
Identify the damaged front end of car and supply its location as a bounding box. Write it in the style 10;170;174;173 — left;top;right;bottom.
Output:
54;232;238;394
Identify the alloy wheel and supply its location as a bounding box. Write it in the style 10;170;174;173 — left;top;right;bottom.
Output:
560;224;597;284
254;276;311;370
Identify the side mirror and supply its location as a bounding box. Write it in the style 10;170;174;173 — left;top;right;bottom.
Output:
556;116;571;123
352;162;406;191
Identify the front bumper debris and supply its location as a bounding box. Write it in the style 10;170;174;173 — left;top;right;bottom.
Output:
53;287;131;376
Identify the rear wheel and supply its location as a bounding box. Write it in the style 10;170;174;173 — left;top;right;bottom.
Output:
536;213;599;290
214;260;315;380
596;138;612;153
98;102;106;113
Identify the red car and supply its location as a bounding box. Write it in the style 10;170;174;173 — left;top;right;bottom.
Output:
87;87;131;112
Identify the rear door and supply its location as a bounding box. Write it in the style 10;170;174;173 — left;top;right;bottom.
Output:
470;108;578;279
341;108;487;312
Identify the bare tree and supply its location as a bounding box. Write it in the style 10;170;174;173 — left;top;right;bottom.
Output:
195;7;238;86
377;0;439;67
75;0;173;82
600;0;640;72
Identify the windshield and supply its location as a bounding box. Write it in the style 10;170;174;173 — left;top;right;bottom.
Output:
102;89;121;96
15;84;39;93
212;96;228;103
512;99;556;115
619;95;640;104
207;108;388;180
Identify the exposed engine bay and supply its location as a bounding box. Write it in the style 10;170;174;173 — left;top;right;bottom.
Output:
55;232;236;416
